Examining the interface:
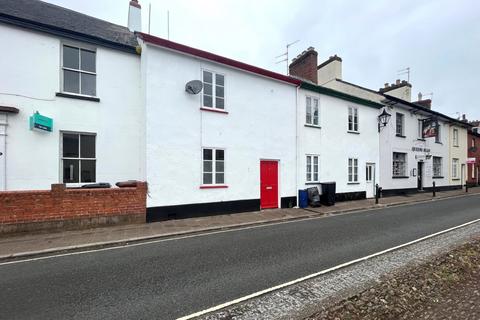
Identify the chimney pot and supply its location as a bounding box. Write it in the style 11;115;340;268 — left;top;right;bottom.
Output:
396;79;401;85
384;83;389;88
418;92;423;100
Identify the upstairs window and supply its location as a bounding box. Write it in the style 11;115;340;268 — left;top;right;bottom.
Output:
62;45;96;96
453;128;459;146
61;132;96;183
396;113;405;136
203;71;225;110
203;148;225;185
306;97;319;126
435;125;441;143
348;106;359;132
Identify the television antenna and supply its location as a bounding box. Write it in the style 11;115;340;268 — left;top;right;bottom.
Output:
276;40;299;75
397;67;410;82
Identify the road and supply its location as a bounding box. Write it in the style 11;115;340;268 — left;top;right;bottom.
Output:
1;195;480;320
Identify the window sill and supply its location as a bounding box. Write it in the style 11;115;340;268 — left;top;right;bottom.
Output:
304;124;321;129
347;182;360;185
347;130;360;135
453;145;459;148
452;178;460;181
392;176;409;179
396;134;406;138
56;92;100;102
432;176;444;179
199;185;228;189
417;138;426;141
200;107;228;114
305;181;320;185
435;142;443;145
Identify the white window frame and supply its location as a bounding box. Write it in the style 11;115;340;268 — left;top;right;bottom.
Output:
348;106;359;132
202;69;226;110
348;158;359;183
452;158;459;179
306;155;319;182
392;152;407;177
396;113;405;136
453;128;459;147
202;148;225;185
61;43;97;97
436;124;441;143
306;96;319;126
60;131;97;184
433;156;442;177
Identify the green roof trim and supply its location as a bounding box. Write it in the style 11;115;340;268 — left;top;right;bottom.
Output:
300;82;384;109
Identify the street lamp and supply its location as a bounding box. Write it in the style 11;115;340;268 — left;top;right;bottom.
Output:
378;108;392;132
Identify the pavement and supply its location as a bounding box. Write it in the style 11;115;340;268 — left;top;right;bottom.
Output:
0;187;479;260
0;194;479;320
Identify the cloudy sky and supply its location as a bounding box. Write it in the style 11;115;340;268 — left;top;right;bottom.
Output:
47;0;480;119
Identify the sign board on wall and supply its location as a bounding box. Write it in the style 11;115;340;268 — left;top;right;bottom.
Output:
467;157;476;164
29;112;53;132
422;118;438;138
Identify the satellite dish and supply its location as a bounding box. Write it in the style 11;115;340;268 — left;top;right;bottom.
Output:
185;80;203;94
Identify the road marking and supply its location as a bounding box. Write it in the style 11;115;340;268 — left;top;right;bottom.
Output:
0;194;478;266
176;218;480;320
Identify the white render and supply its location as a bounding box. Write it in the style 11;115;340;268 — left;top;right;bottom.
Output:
379;105;450;191
297;88;381;198
140;41;298;208
0;24;143;190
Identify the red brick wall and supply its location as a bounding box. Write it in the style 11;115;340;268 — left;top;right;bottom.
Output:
289;47;318;83
467;132;480;185
0;182;147;233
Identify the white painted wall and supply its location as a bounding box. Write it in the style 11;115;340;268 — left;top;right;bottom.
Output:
141;42;298;208
448;125;468;185
379;105;450;191
297;89;380;198
0;24;143;190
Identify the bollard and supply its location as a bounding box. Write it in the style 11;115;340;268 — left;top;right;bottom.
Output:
432;181;436;197
375;184;379;204
466;183;469;193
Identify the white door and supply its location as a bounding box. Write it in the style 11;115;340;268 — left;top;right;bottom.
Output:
366;163;375;198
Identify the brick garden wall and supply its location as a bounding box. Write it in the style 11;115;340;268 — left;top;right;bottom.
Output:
0;182;147;234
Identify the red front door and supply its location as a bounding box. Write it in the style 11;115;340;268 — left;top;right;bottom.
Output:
260;160;278;209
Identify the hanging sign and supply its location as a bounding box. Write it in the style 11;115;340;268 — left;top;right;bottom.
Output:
467;157;476;164
422;118;438;138
29;111;53;132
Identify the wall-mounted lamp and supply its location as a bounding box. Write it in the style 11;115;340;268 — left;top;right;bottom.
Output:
378;108;392;132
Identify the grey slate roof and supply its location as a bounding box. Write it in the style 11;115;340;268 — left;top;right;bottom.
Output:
0;0;138;53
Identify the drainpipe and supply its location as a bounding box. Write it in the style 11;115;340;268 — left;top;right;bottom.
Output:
295;84;299;206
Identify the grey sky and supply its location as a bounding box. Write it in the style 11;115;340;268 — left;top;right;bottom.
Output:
46;0;480;120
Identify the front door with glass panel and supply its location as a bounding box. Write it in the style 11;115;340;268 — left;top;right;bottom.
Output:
365;163;375;198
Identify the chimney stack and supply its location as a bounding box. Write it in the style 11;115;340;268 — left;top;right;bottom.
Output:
379;79;412;102
289;47;318;83
128;0;142;32
317;54;343;85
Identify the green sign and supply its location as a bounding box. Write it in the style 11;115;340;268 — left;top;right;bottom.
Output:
29;112;53;132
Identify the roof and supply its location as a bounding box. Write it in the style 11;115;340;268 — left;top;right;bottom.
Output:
335;79;381;95
300;82;384;109
383;94;472;128
137;32;302;86
0;0;137;53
